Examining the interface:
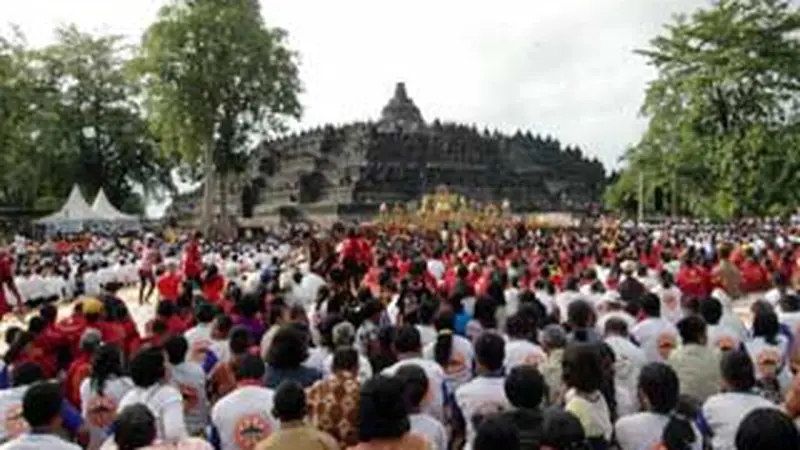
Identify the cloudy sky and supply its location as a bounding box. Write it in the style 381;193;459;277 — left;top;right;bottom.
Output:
4;0;713;171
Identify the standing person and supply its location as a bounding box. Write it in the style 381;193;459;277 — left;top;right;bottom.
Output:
80;345;134;450
631;293;679;363
667;316;721;404
500;366;546;450
0;245;23;317
164;336;208;437
182;232;203;288
395;365;448;450
254;381;340;450
735;408;800;450
138;238;160;306
0;381;81;450
562;343;613;449
156;261;182;304
307;348;361;448
264;325;322;389
105;404;213;450
503;313;547;371
424;311;474;391
702;350;778;450
117;347;188;443
539;324;568;405
455;332;512;450
211;355;279;450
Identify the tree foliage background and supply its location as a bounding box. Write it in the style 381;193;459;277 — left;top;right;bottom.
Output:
606;0;800;219
0;0;301;221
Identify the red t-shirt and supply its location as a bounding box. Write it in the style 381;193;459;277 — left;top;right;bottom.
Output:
183;241;202;279
0;252;13;315
202;275;225;304
158;272;182;302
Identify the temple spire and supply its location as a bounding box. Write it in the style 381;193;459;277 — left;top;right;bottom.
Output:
379;82;424;131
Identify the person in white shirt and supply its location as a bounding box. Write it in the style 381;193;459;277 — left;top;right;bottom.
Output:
503;313;547;370
211;355;279;450
183;303;217;363
383;325;447;421
746;309;792;394
0;381;81;450
603;318;646;406
702;350;778;450
615;363;702;450
80;345;134;450
631;293;680;363
562;342;613;446
0;363;44;442
701;297;743;352
164;336;209;437
117;347;188;443
651;271;683;324
734;408;800;450
423;311;475;391
426;250;446;282
455;332;512;450
395;365;448;450
555;278;582;323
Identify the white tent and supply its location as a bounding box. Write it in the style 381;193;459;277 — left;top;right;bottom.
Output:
91;188;139;223
36;184;105;225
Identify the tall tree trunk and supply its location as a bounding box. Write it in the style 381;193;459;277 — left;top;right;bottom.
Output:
201;142;215;236
219;172;228;237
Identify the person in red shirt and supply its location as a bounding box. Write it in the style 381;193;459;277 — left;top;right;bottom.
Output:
676;251;711;299
740;254;770;293
0;248;22;317
64;329;102;408
157;261;182;302
57;303;89;356
182;232;203;285
201;264;225;305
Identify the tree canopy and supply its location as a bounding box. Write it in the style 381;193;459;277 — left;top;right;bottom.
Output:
606;0;800;219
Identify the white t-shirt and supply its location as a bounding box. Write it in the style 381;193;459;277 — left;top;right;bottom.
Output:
383;358;447;421
211;385;278;450
0;433;82;450
169;362;208;436
604;335;646;397
651;285;683;324
555;290;582;323
702;392;777;450
410;413;448;450
744;336;792;391
416;325;437;349
455;376;511;450
118;384;187;443
616;412;702;450
427;259;446;281
504;339;547;370
632;317;679;363
0;387;29;441
80;377;134;450
423;336;475;390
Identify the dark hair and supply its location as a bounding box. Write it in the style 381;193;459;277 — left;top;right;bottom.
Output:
195;303;215;324
394;325;422;354
332;346;359;373
506;313;533;340
130;346;166;388
676;315;707;345
562;343;603;393
639;363;697;450
604;317;629;336
752;310;780;346
215;315;234;337
473;297;498;329
236;354;266;381
273;380;307;422
474;414;520;450
156;300;175;318
164;335;189;365
395;364;428;409
115;404;157;450
39;304;57;324
12;362;43;387
505;365;544;409
699;297;723;325
359;376;409;442
22;381;63;427
641;293;661;317
91;344;125;396
721;350;756;391
433;312;455;367
229;325;251;355
540;410;589;450
475;332;505;372
267;325;309;369
735;408;800;450
28;316;45;334
567;300;594;329
660;270;674;288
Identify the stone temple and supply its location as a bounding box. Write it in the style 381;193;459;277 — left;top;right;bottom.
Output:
169;83;606;225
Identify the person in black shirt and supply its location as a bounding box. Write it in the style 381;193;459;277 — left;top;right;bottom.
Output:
501;365;546;450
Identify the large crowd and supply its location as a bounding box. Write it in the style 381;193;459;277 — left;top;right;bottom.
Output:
0;220;800;450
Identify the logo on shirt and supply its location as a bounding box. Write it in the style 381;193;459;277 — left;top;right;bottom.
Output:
86;395;119;428
4;403;29;438
445;352;468;376
233;414;272;449
656;332;677;360
758;349;781;378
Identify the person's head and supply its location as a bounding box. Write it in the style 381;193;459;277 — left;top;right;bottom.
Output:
638;362;697;449
195;302;215;324
475;332;505;373
721;350;756;392
562;343;603;393
359;376;409;442
473;296;498;329
80;328;103;355
164;335;189;366
641;293;661;318
779;294;800;314
676;315;707;346
394;325;422;356
474;414;520;450
394;364;428;413
156;300;175;318
603;317;629;338
699;297;723;326
12;362;43;388
540;324;567;352
130;346;167;388
506;313;534;340
115;404;157;450
735;408;800;450
22;381;63;430
214;315;234;340
752;309;780;345
91;344;125;395
332;346;359;374
39;304;57;325
332;321;356;348
505;365;545;410
267;325;309;370
229;325;252;356
540;410;589;450
272;380;307;422
236;354;266;381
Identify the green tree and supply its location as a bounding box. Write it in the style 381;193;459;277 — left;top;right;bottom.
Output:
609;0;800;218
136;0;302;233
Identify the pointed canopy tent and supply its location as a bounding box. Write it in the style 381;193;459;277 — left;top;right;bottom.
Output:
36;184;105;225
91;188;139;223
